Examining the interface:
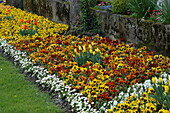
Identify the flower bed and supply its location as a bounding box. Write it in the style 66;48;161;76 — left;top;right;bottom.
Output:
0;4;170;113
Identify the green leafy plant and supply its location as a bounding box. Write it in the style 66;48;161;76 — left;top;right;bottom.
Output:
19;24;39;36
128;0;158;19
157;0;170;24
80;0;100;33
3;15;14;20
88;0;98;7
73;50;104;67
111;0;129;14
149;80;170;109
147;10;163;23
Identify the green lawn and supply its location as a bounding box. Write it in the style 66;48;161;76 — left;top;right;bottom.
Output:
0;54;63;113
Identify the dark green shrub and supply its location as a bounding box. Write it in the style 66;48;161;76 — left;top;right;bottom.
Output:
157;0;170;24
19;24;39;36
88;0;98;7
3;15;14;20
149;78;170;109
111;0;129;13
80;0;100;33
128;0;158;19
19;28;38;36
73;50;104;67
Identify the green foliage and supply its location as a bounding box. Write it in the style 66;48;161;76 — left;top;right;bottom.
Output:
73;50;103;67
88;0;98;7
128;0;158;19
149;82;170;109
80;0;100;33
19;28;37;36
157;0;170;24
3;15;14;20
147;10;163;23
19;24;39;36
111;0;129;13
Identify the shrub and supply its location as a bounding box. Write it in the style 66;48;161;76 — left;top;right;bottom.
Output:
147;10;163;23
157;0;170;24
80;0;100;34
73;50;104;67
19;24;39;36
3;15;14;20
128;0;158;19
149;77;170;109
88;0;98;7
111;0;129;14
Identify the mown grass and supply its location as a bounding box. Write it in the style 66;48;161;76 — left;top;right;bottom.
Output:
0;53;63;113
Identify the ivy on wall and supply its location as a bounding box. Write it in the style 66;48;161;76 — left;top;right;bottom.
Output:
80;0;101;35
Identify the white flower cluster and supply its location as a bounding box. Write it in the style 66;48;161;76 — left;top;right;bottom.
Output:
0;39;32;69
0;39;99;113
67;93;99;113
105;73;170;112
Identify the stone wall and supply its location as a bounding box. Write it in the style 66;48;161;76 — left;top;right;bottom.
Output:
7;0;81;26
92;9;170;56
23;0;70;24
68;0;82;26
6;0;23;9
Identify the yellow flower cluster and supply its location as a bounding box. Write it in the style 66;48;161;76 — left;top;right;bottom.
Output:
109;91;170;113
109;77;170;113
0;5;68;42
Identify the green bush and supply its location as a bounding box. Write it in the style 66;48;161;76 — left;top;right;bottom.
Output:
80;0;100;33
157;0;170;24
128;0;158;19
88;0;98;7
3;15;14;20
19;24;39;36
73;50;104;67
149;78;170;109
111;0;129;13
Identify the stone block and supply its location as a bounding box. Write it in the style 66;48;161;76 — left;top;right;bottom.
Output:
69;0;82;26
23;0;33;12
6;0;23;9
